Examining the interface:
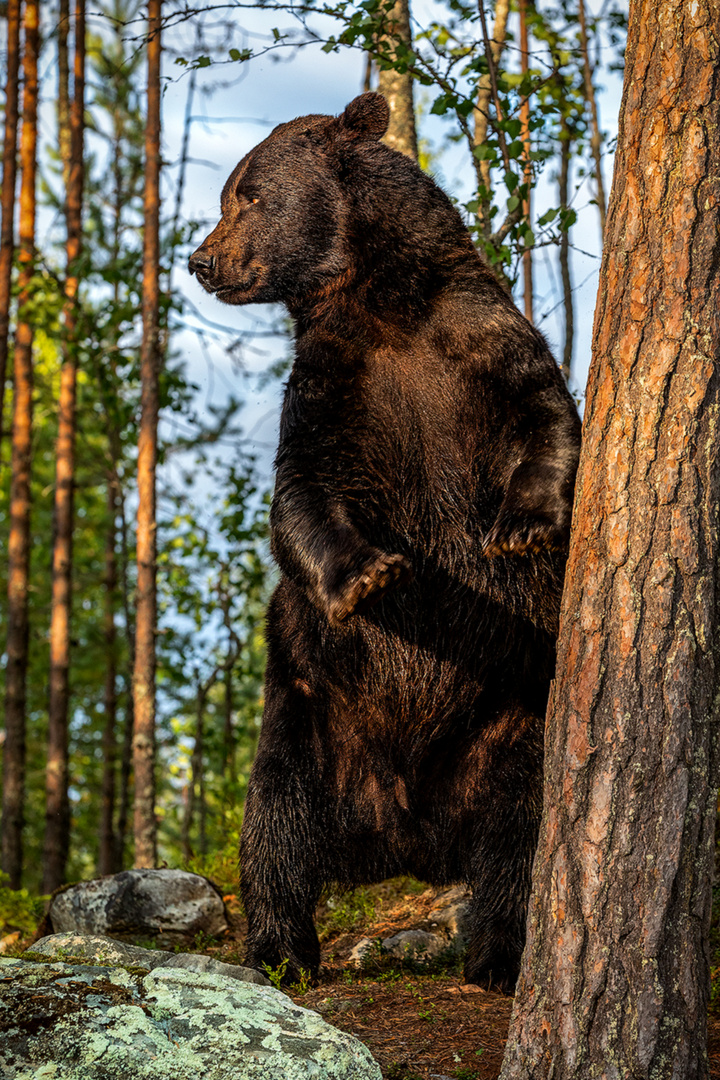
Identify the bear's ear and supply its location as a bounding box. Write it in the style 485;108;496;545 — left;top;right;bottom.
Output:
337;93;390;141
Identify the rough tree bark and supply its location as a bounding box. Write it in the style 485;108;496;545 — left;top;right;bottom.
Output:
1;0;39;890
0;0;21;448
44;0;86;895
499;2;720;1077
376;0;418;161
132;0;162;868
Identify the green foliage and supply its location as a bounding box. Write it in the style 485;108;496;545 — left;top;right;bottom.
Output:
290;968;313;995
0;875;46;937
0;0;274;891
262;958;290;990
318;888;378;939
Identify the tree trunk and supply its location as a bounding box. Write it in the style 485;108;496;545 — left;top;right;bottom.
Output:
222;663;234;780
473;0;509;204
578;0;607;238
114;474;135;871
98;473;118;876
1;0;39;891
0;0;21;450
182;678;206;863
132;0;162;869
44;0;86;895
499;2;720;1077
519;0;533;323
57;0;70;186
558;113;573;383
376;0;418;161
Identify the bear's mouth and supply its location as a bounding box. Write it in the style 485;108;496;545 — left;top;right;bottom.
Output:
214;267;261;303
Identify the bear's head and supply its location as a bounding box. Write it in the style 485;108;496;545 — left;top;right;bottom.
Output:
188;93;395;308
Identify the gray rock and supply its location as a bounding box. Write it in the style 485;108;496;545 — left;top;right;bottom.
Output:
26;933;269;986
48;868;228;945
28;932;174;969
159;952;269;985
427;886;472;942
348;936;377;967
0;957;381;1079
381;929;448;960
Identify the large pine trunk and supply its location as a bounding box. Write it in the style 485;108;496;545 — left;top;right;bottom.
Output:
132;0;162;868
0;0;21;446
499;2;720;1077
44;0;86;895
1;0;39;890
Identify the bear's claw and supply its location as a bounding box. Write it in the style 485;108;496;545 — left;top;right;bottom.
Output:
328;552;412;622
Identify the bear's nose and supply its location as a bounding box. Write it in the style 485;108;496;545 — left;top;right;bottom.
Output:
188;249;216;276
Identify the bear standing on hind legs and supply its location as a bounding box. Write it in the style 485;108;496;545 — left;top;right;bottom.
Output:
189;92;581;992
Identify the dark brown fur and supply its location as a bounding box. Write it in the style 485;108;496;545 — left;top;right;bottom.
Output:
189;93;581;991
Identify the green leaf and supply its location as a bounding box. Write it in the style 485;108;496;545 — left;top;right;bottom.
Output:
430;93;452;116
538;207;559;226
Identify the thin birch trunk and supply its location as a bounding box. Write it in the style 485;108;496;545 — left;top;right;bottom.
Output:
473;0;509;210
377;0;418;161
182;677;206;862
222;664;234;780
578;0;607;237
44;0;86;895
99;474;118;876
132;0;162;868
2;0;39;890
519;0;533;323
558;114;573;383
0;0;22;450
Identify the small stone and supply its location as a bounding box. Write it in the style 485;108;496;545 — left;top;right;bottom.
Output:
427;887;472;942
381;929;447;960
349;936;376;966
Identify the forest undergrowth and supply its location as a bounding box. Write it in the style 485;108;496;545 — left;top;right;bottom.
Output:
3;857;720;1079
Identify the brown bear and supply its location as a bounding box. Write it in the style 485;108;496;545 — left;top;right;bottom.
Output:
189;92;581;991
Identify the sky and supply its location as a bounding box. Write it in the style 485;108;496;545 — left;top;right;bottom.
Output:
82;1;626;488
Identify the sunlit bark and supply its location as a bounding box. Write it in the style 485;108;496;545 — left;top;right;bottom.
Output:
44;0;86;895
500;2;720;1076
0;0;21;449
377;0;418;161
132;0;162;868
2;0;39;890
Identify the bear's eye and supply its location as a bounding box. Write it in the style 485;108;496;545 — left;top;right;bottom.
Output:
236;189;261;208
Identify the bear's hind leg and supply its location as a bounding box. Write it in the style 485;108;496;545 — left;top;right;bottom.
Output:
240;699;326;983
462;708;543;992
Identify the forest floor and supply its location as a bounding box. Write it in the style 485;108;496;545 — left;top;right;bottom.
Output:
196;876;720;1080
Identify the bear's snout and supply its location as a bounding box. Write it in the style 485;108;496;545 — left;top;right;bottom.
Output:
188;247;216;278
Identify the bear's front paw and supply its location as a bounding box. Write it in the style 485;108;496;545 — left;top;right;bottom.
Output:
483;512;567;557
327;552;412;623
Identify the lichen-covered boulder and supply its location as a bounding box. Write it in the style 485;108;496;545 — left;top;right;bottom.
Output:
0;958;381;1079
27;933;269;985
48;869;228;946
